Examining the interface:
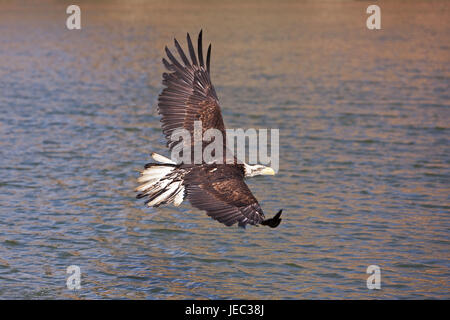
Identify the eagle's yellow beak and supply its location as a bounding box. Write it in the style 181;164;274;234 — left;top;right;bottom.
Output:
260;167;276;175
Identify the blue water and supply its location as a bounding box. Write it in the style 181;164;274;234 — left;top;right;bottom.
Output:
0;1;449;299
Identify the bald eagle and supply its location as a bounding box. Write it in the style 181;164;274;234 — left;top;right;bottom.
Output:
136;31;282;228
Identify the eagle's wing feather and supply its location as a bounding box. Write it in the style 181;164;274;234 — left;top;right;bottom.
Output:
186;172;265;228
158;31;225;151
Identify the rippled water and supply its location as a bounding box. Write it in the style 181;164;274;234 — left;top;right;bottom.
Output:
0;1;449;299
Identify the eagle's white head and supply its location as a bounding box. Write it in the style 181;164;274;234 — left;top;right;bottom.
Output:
243;163;276;178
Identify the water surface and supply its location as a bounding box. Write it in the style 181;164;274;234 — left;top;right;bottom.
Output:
0;0;449;299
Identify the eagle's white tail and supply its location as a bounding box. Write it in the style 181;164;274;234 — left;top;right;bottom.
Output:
135;153;185;207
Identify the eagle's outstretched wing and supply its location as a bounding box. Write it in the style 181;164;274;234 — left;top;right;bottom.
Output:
186;179;265;227
158;31;226;152
184;165;282;228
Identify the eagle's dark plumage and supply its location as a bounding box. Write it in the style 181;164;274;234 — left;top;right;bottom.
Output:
184;164;265;227
158;31;225;154
136;31;282;229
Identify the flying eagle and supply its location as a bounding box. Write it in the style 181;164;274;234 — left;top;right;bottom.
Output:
136;31;282;228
